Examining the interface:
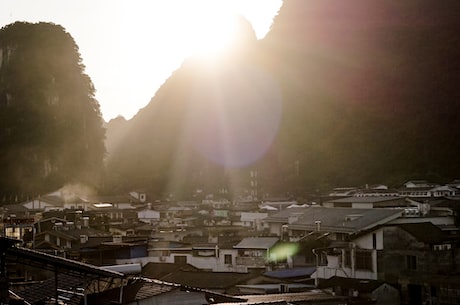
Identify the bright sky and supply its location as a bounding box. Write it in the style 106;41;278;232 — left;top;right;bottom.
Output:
0;0;283;121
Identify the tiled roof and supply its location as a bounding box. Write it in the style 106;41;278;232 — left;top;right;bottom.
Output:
217;236;245;249
182;235;210;244
405;179;430;184
135;223;157;231
355;189;399;194
85;195;139;203
34;240;62;250
63;227;110;238
325;196;404;203
398;186;436;192
78;236;114;248
0;203;29;212
37;195;66;206
234;237;279;249
142;262;200;279
35;230;79;241
35;227;111;246
397;222;449;243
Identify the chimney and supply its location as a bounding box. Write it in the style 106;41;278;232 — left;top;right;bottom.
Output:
315;220;321;232
82;216;89;228
80;235;88;244
281;225;289;241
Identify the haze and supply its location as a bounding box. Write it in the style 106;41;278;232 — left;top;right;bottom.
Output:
0;0;282;121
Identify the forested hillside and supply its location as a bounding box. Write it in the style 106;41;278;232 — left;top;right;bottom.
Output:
105;17;265;198
261;0;460;189
106;0;460;198
0;22;106;198
2;1;459;200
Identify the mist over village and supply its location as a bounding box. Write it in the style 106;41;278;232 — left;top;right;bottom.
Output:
1;1;460;305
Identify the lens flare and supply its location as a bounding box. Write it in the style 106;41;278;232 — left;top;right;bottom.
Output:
268;242;300;262
188;62;282;168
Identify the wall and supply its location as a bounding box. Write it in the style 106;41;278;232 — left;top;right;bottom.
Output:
351;203;373;209
119;248;245;272
354;228;384;250
379;226;460;281
268;222;283;236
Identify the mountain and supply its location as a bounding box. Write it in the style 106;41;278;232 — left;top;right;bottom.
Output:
0;22;106;197
262;0;460;188
105;1;460;197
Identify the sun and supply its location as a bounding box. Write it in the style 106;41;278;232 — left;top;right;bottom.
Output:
175;1;249;58
186;11;240;57
115;0;282;120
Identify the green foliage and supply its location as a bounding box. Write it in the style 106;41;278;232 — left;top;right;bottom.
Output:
0;22;106;196
107;2;460;197
260;0;460;191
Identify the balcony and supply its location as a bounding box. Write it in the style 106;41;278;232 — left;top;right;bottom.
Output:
236;256;267;267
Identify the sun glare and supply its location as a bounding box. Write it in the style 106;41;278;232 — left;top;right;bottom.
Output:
115;0;282;120
172;1;253;58
0;0;282;120
187;12;239;57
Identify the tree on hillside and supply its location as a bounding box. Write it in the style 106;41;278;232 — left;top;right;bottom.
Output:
104;16;261;198
0;22;106;198
260;0;460;191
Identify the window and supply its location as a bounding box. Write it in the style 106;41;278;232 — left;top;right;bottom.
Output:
174;256;187;265
344;250;351;267
319;252;328;266
356;251;372;271
406;255;417;270
224;254;232;265
372;233;377;249
434;244;452;251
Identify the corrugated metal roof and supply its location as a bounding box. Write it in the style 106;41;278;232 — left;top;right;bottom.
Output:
286;207;403;234
12;273;87;304
214;290;347;304
6;246;124;278
161;271;257;289
86;278;181;304
263;207;309;223
264;267;316;279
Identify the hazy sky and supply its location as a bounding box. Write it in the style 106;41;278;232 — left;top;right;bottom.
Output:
0;0;283;121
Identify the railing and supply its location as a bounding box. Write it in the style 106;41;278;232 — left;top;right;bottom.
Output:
236;256;267;267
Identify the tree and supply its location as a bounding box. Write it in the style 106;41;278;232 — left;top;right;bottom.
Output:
0;22;106;197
